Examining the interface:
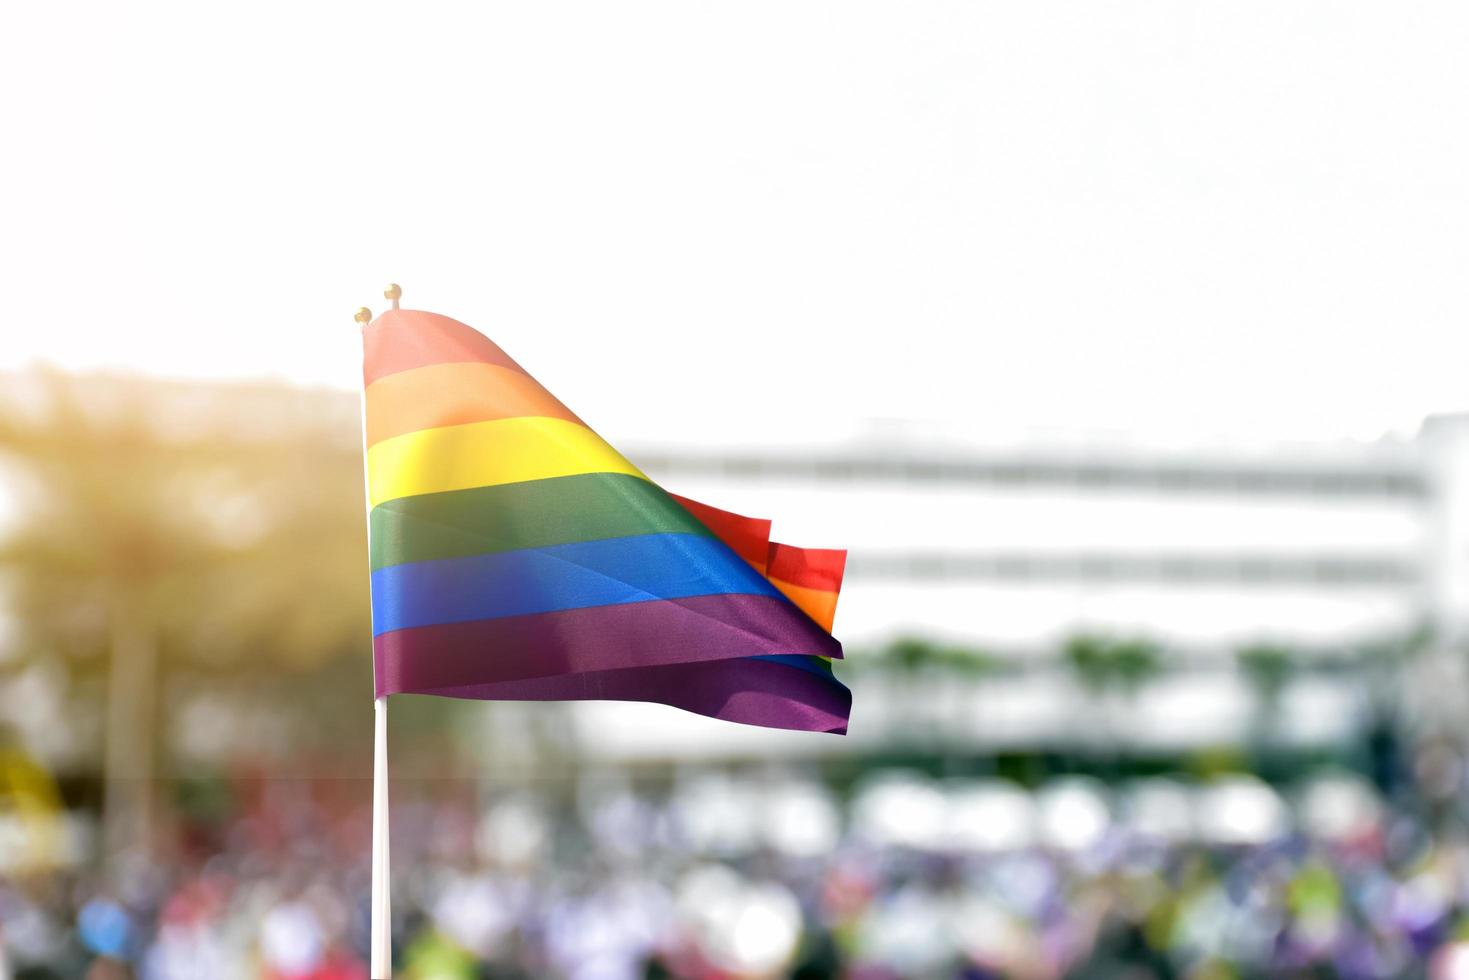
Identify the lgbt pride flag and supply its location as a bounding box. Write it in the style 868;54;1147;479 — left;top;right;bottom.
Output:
363;307;850;734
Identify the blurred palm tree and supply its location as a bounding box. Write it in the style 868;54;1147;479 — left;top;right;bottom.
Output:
874;637;1000;745
1064;634;1162;754
0;371;369;867
1236;643;1295;751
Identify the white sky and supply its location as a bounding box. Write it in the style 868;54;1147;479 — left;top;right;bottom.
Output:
3;1;1467;449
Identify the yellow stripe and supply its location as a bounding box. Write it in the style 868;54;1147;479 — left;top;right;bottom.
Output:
368;416;647;507
770;577;839;632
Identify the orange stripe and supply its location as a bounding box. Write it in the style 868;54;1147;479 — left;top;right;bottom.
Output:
767;543;846;593
366;361;583;447
770;577;839;632
364;309;529;386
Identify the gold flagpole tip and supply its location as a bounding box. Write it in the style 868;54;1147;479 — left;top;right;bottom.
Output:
354;307;373;325
384;283;402;310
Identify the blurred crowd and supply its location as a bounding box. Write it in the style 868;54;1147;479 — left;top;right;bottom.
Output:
6;753;1469;979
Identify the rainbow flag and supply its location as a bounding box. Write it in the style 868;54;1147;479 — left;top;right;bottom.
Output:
363;308;850;733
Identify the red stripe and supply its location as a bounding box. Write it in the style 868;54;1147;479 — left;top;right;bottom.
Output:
363;309;530;386
767;542;846;593
669;494;771;574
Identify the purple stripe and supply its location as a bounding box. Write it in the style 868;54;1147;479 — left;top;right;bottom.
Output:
415;658;851;735
374;593;843;698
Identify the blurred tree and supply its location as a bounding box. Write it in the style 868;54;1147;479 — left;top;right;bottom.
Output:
1064;635;1161;698
1106;639;1163;695
0;371;369;868
1237;643;1295;749
885;636;937;673
1064;635;1113;695
872;637;999;745
1064;635;1162;755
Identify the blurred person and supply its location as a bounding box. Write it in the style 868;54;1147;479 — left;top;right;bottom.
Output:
258;889;362;980
543;873;670;980
83;959;132;980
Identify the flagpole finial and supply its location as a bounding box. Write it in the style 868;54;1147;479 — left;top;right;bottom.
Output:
384;283;402;310
354;307;373;326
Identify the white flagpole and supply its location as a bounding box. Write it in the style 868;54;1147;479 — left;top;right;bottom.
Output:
371;694;390;977
356;287;398;979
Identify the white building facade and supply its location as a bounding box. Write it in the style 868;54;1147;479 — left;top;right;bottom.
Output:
569;417;1469;759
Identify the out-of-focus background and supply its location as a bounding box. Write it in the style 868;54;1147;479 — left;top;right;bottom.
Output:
6;2;1469;978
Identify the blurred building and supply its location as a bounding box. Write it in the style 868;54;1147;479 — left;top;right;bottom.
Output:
5;373;1469;768
570;415;1469;759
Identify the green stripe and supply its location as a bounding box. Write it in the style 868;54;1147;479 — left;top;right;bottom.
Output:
369;472;714;570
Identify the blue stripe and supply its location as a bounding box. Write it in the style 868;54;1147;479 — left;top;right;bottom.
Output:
370;532;781;635
753;654;836;679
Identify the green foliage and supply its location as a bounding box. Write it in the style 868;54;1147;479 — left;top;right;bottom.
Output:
1237;644;1295;701
1108;639;1162;690
887;636;934;671
877;636;998;675
1185;745;1250;780
1064;634;1161;694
